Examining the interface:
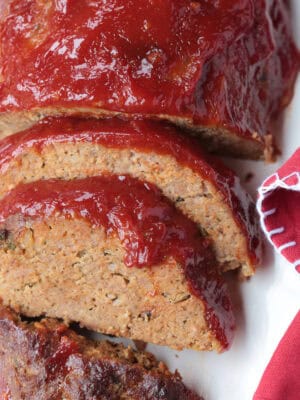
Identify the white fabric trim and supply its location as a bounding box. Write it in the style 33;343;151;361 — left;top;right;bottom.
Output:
278;241;296;253
268;227;285;237
294;260;300;268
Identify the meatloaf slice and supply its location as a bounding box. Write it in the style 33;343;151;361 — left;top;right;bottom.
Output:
0;175;235;352
0;0;298;159
0;116;261;276
0;303;202;400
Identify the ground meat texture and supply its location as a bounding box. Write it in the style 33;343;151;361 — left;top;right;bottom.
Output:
0;0;298;160
0;117;261;276
0;303;202;400
0;176;235;352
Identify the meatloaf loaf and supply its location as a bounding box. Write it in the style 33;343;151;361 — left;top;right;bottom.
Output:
0;303;202;400
0;0;298;159
0;175;235;352
0;116;261;276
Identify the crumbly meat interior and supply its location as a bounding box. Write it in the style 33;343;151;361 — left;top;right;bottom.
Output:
0;216;223;352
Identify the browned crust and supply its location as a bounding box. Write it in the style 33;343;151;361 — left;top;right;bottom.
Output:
0;302;202;399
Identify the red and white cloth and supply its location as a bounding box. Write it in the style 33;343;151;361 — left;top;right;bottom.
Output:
257;148;300;272
254;148;300;400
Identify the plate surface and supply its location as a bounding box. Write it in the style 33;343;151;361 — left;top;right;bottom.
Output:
89;3;300;398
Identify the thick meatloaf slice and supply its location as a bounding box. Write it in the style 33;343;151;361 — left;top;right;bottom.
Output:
0;175;235;352
0;0;298;159
0;116;261;276
0;303;202;400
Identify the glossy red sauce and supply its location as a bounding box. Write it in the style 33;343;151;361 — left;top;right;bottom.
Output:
0;175;235;349
46;336;80;380
0;0;298;140
0;116;261;267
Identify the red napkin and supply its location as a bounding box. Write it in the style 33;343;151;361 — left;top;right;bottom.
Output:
254;149;300;399
253;311;300;400
257;148;300;272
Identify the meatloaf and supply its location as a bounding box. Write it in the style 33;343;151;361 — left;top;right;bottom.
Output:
0;175;235;352
0;0;298;159
0;303;202;400
0;116;261;276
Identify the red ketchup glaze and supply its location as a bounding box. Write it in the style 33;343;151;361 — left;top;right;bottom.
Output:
0;0;298;140
0;175;235;349
45;335;80;381
0;116;261;267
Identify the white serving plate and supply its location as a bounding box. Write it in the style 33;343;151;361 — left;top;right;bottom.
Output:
100;3;300;398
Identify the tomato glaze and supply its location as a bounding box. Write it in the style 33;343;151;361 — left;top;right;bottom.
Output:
0;116;261;267
0;175;235;349
0;0;298;140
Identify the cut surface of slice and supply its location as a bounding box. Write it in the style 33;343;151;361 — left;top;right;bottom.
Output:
0;117;261;276
0;175;235;352
0;0;298;159
0;303;202;399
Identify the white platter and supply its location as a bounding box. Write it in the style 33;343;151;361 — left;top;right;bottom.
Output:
101;3;300;399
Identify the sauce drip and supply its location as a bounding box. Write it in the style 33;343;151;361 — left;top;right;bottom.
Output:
0;175;235;349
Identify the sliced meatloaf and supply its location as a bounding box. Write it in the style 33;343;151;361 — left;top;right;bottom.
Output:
0;117;261;276
0;175;235;352
0;303;202;400
0;0;298;159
